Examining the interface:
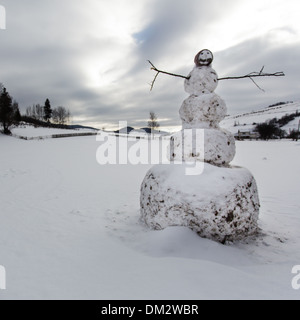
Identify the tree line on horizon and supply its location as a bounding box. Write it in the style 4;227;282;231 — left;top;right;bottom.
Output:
0;84;71;134
25;101;71;125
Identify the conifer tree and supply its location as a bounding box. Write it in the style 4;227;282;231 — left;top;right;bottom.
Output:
43;98;52;122
12;101;21;124
0;85;14;134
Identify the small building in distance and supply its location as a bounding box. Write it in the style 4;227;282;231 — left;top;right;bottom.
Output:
234;130;260;140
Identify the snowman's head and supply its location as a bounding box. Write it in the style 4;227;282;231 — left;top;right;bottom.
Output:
194;49;213;67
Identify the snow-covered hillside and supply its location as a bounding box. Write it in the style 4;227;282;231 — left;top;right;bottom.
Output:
0;132;300;300
221;101;300;134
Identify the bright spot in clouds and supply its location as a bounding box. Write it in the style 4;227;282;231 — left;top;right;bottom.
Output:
210;0;300;50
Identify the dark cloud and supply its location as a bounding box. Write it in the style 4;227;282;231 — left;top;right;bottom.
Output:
132;0;239;72
214;36;300;114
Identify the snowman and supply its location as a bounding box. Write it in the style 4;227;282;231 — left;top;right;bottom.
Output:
172;49;236;166
140;49;260;243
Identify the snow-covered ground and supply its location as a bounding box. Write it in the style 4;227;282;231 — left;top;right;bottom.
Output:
282;117;300;133
11;125;98;139
221;101;300;134
0;133;300;300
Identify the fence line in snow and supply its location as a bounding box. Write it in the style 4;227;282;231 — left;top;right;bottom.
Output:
12;132;98;141
11;131;171;141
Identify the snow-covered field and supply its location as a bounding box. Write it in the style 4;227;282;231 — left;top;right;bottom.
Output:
0;132;300;300
11;125;98;139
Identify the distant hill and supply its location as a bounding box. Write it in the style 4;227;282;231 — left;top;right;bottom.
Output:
67;124;99;131
114;126;135;134
114;126;169;135
221;101;300;135
139;127;168;134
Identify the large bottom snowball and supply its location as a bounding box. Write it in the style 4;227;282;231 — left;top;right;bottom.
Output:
140;163;260;243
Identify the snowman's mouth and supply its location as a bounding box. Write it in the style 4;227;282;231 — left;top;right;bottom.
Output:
199;58;212;65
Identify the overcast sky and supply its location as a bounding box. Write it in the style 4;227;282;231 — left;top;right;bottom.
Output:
1;0;300;130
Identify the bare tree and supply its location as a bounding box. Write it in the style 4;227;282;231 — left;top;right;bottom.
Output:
52;106;70;125
148;111;160;137
35;104;44;121
25;106;31;118
26;104;45;121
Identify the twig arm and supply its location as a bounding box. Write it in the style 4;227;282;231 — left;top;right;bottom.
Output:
217;71;285;81
148;60;189;90
148;60;189;79
217;69;285;92
148;60;285;92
